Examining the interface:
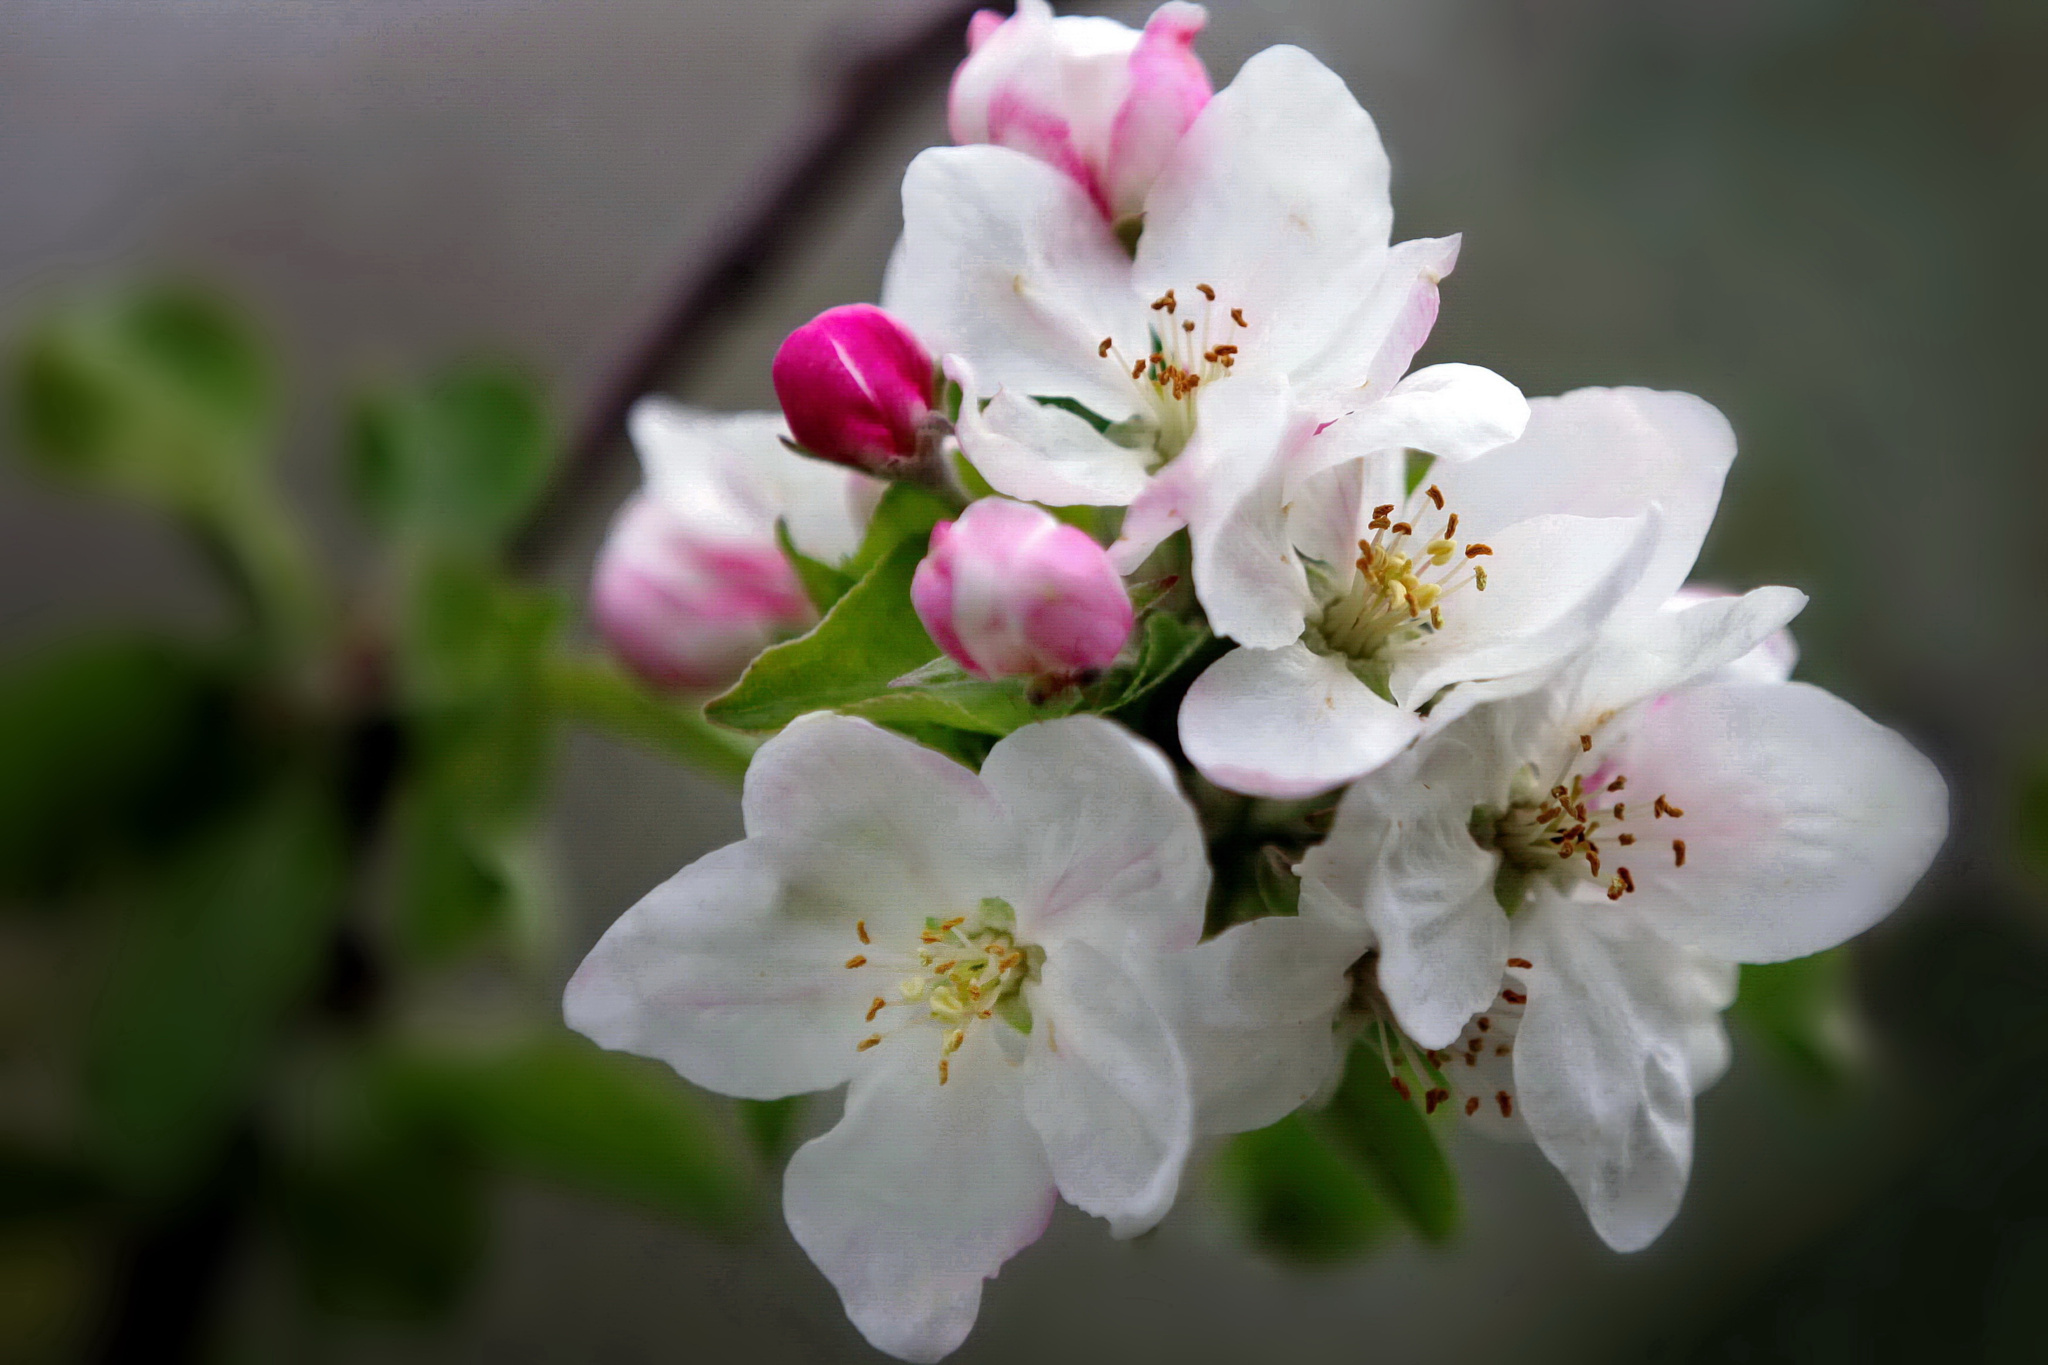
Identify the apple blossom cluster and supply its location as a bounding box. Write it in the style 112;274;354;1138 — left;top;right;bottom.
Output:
568;4;1948;1361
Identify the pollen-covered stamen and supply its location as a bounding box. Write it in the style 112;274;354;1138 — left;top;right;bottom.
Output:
1356;950;1531;1124
1482;737;1688;904
1310;484;1489;664
1097;284;1249;461
840;897;1041;1084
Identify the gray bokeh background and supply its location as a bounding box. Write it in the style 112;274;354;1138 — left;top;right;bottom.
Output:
4;1;2043;1360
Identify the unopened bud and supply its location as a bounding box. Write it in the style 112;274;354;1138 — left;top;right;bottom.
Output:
911;498;1133;680
771;304;937;474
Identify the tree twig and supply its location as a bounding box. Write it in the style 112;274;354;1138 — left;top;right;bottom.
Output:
512;0;983;568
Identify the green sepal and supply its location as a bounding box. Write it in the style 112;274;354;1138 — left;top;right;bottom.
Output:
1311;1041;1461;1243
775;516;857;613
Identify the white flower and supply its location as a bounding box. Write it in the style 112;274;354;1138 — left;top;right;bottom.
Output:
1179;386;1737;797
564;713;1210;1363
1299;589;1948;1249
888;43;1523;587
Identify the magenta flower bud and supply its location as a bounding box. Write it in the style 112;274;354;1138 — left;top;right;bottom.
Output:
911;498;1134;680
770;304;937;473
950;1;1211;220
591;493;814;691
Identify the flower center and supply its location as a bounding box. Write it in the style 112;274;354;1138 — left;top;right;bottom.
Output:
1097;283;1248;462
842;897;1041;1085
1303;484;1492;685
1348;949;1528;1122
1475;735;1689;910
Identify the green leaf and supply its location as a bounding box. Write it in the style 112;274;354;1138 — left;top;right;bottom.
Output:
86;783;346;1194
382;1037;752;1233
1099;610;1210;715
846;482;954;577
2017;750;2048;879
545;654;756;787
706;536;939;734
10;283;271;501
1212;1113;1393;1264
1403;449;1435;497
348;362;555;551
777;518;856;613
0;638;261;900
1733;949;1864;1092
739;1097;805;1162
1312;1041;1460;1242
0;1139;102;1226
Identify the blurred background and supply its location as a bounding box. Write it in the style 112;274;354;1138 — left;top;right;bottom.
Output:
2;0;2044;1360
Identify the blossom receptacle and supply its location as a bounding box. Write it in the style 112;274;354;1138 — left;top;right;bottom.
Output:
950;1;1211;222
771;304;938;474
911;497;1134;681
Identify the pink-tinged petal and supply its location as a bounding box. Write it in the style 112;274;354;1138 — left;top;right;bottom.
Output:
1304;731;1508;1050
1136;46;1392;382
1179;642;1422;798
1430;387;1737;620
1101;3;1211;218
966;9;1006;52
1022;940;1193;1237
785;1028;1056;1364
1599;680;1947;964
911;498;1133;679
985;90;1106;216
978;716;1207;955
1510;898;1735;1252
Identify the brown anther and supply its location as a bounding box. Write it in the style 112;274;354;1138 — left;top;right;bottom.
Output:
1576;734;1591;753
1507;957;1533;970
1497;1091;1514;1118
856;920;870;944
1214;343;1238;355
1607;880;1625;901
939;916;965;931
1390;1075;1412;1101
1587;852;1601;877
1164;289;1177;313
1538;804;1561;823
1425;484;1445;509
1557;841;1575;860
1389;521;1413;536
867;997;886;1022
1495;1045;1512;1057
1617;867;1635;893
933;960;955;974
1465;543;1494;558
1466;1096;1481;1116
1502;990;1527;1005
1673;839;1687;868
1467;1036;1483;1053
938;1058;950;1085
1132;358;1147;379
1151;295;1168;311
1372;504;1396;519
844;955;867;969
1654;795;1685;818
1182;318;1195;333
1608;775;1627;792
1230;307;1247;327
857;1034;882;1051
1444;512;1459;537
1618;832;1635;846
1098;337;1114;357
1195;282;1216;301
1614;803;1627;821
1369;515;1391;531
920;931;941;943
1425;1088;1450;1115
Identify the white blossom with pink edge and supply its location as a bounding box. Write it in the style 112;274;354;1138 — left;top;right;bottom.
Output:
564;714;1210;1364
589;399;877;691
889;42;1524;573
1298;588;1947;1251
911;497;1133;681
949;0;1211;224
1177;386;1737;798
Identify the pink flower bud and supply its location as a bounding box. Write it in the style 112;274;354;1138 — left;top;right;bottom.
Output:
591;493;814;691
771;304;936;473
911;498;1134;680
950;1;1210;221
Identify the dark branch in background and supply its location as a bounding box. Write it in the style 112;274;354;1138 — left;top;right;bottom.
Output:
512;0;985;569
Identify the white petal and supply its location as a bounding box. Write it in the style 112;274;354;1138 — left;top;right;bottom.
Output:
741;714;1008;915
1136;46;1391;381
1388;511;1657;709
1510;896;1733;1252
564;842;870;1100
1304;728;1507;1049
1021;940;1193;1237
1663;584;1799;685
1566;585;1809;720
784;1029;1056;1364
1292;235;1465;397
946;356;1152;506
1431;387;1736;619
895;145;1143;417
1603;681;1947;963
1180;368;1318;647
1287;363;1529;493
978;716;1209;955
1138;904;1366;1136
1179;642;1422;798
